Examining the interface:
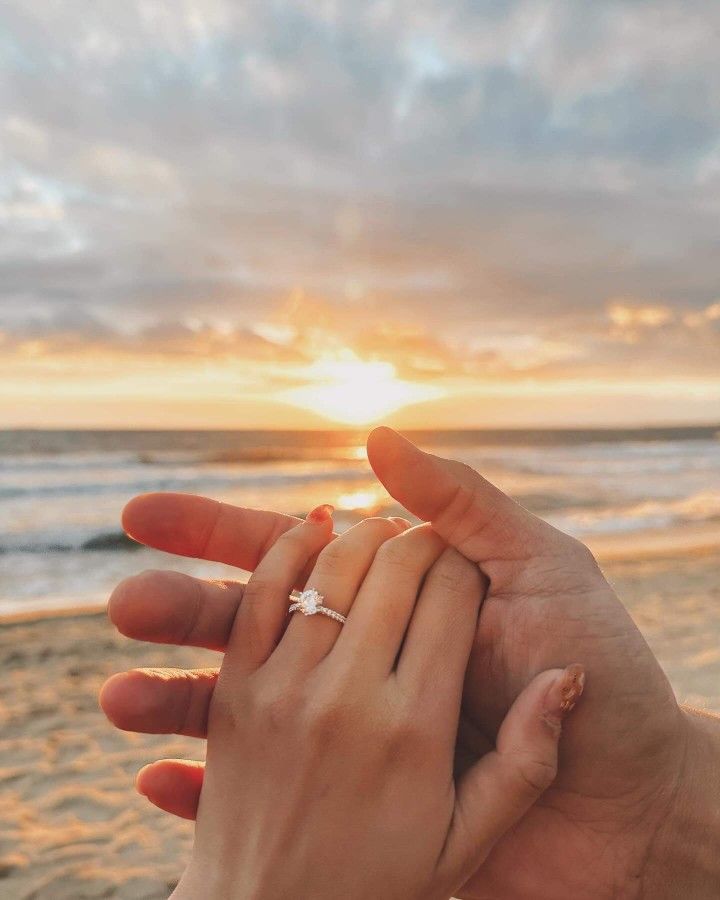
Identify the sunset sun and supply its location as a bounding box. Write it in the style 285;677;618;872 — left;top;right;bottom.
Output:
281;356;442;425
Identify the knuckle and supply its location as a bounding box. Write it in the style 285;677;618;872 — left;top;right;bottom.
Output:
438;477;514;553
316;535;352;566
277;523;316;549
302;693;345;738
385;711;437;760
440;479;482;541
354;517;402;540
374;525;444;574
171;670;209;736
318;518;398;566
429;548;481;597
299;674;362;739
512;751;557;796
253;682;298;730
402;522;445;552
390;713;424;745
373;535;418;574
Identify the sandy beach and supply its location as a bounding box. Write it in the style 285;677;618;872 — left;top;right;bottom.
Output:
0;610;215;900
0;544;718;898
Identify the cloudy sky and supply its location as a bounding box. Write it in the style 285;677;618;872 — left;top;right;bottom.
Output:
1;0;719;428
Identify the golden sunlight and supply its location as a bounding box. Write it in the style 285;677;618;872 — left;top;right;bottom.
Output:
281;356;442;425
336;487;388;512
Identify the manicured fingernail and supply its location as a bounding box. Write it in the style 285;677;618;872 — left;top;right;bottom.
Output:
558;664;585;717
546;664;585;724
387;516;412;529
306;504;334;524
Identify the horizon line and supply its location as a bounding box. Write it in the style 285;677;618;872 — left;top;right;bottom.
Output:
4;422;720;434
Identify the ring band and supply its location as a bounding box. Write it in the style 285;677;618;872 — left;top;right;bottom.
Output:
288;588;347;625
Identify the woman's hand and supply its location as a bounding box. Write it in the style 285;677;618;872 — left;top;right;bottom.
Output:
167;510;583;900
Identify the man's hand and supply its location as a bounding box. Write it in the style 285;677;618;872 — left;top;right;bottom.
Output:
100;428;713;898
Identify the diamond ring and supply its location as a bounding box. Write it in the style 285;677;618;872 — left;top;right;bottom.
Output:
288;588;347;625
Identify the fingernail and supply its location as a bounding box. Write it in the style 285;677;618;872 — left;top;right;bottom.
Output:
306;504;334;524
387;516;412;529
135;765;151;796
548;663;586;721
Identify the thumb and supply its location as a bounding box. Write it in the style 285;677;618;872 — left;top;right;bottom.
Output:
441;664;586;887
367;426;554;564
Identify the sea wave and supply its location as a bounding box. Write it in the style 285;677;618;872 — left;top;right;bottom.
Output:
549;490;720;536
0;465;370;500
0;532;139;554
137;447;364;465
4;429;718;613
6;489;720;556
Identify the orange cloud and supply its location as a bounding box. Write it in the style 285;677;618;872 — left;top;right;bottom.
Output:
608;300;675;331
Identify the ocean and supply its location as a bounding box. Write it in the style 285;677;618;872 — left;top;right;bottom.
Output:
2;427;719;616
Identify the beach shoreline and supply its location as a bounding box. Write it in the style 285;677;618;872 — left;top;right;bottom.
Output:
3;519;720;626
586;521;720;561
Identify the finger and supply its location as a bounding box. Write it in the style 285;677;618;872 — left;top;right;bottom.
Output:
367;427;555;565
136;759;204;821
387;516;413;529
108;570;243;651
441;664;586;885
273;517;403;671
108;507;345;655
99;668;217;738
396;547;484;717
122;492;308;569
332;524;446;676
226;505;335;672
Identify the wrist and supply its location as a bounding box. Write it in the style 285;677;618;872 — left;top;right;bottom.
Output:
641;707;720;898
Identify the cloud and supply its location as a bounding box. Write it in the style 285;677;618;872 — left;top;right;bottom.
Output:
606;297;720;335
0;294;470;377
0;305;298;364
5;290;717;390
554;297;720;378
608;301;675;331
0;0;719;394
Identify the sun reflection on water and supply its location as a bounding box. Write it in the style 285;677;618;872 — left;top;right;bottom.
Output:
336;487;387;512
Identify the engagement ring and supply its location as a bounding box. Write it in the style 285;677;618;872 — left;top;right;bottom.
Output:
288;588;347;625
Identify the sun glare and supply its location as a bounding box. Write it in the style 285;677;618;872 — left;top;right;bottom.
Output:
282;356;441;425
336;488;387;512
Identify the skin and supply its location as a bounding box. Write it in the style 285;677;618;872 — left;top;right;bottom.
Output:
132;509;584;900
101;427;719;898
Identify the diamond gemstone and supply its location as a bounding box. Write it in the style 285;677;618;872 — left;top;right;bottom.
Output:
299;588;322;615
